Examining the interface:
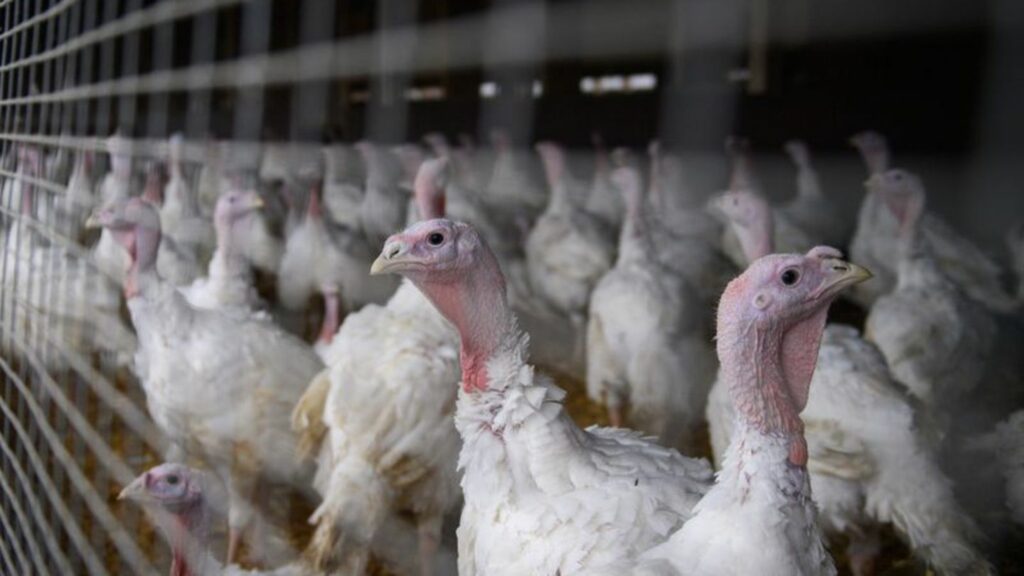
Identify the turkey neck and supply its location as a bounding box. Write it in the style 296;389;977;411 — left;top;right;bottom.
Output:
156;499;217;576
716;306;823;468
618;176;654;264
735;206;774;265
123;225;162;299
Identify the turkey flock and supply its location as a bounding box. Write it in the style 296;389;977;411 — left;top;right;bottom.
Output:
2;127;1023;576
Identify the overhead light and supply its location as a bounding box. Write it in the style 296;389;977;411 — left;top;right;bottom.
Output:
627;73;657;91
532;80;544;98
580;73;658;95
406;86;446;101
479;82;499;98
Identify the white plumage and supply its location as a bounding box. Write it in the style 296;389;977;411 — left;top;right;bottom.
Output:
91;198;322;562
371;219;712;576
525;142;615;349
586;160;716;449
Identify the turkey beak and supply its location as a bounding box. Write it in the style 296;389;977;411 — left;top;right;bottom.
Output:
370;240;411;275
817;260;872;298
118;474;150;503
84;212;106;229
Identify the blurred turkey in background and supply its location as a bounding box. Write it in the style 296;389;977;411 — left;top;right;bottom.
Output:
1;0;1023;575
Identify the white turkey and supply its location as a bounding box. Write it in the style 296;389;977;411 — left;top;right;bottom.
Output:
863;169;997;423
141;164;204;287
640;247;872;576
87;197;323;563
710;186;816;269
161;133;215;263
291;157;461;575
356;141;409;250
584;133;623;229
524;141;615;356
2;164;134;371
120;463;458;576
322;143;365;230
715;139;817;268
56;149;97;240
706;196;993;575
849;133;1015;312
483;128;547;222
645;143;737;311
278;179;398;357
969;411;1024;527
779;140;851;248
179;188;268;315
370;218;712;575
585;157;716;451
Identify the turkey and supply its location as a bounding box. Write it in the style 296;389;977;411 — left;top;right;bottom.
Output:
848;130;896;307
120;463;458;576
161;133;215;264
969;411;1024;527
322;143;365;230
356;141;409;250
524;141;615;356
779;140;851;248
291;157;461;576
278;178;399;357
586;157;716;450
483;128;547;221
864;169;997;423
585;133;623;229
179;188;268;315
640;247;872;576
142;163;204;287
370;218;712;575
850;135;1015;312
706;193;994;575
715;139;817;268
87;198;323;563
422;133;522;264
119;463;317;576
91;133;136;281
2;163;134;371
56;149;97;240
645;143;736;311
710;186;816;269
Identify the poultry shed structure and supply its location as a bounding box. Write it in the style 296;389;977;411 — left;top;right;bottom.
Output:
1;0;1023;575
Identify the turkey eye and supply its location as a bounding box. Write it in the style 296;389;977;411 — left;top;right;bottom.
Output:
781;269;800;286
166;475;179;485
427;232;445;246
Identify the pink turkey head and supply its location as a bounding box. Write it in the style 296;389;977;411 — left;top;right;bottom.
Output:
86;197;162;274
717;247;871;447
710;187;774;263
119;463;209;576
868;168;925;239
850;130;890;175
610;152;643;221
372;219;507;392
414;157;449;221
119;463;203;510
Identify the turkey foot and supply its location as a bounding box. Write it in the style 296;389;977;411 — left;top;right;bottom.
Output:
847;527;881;576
